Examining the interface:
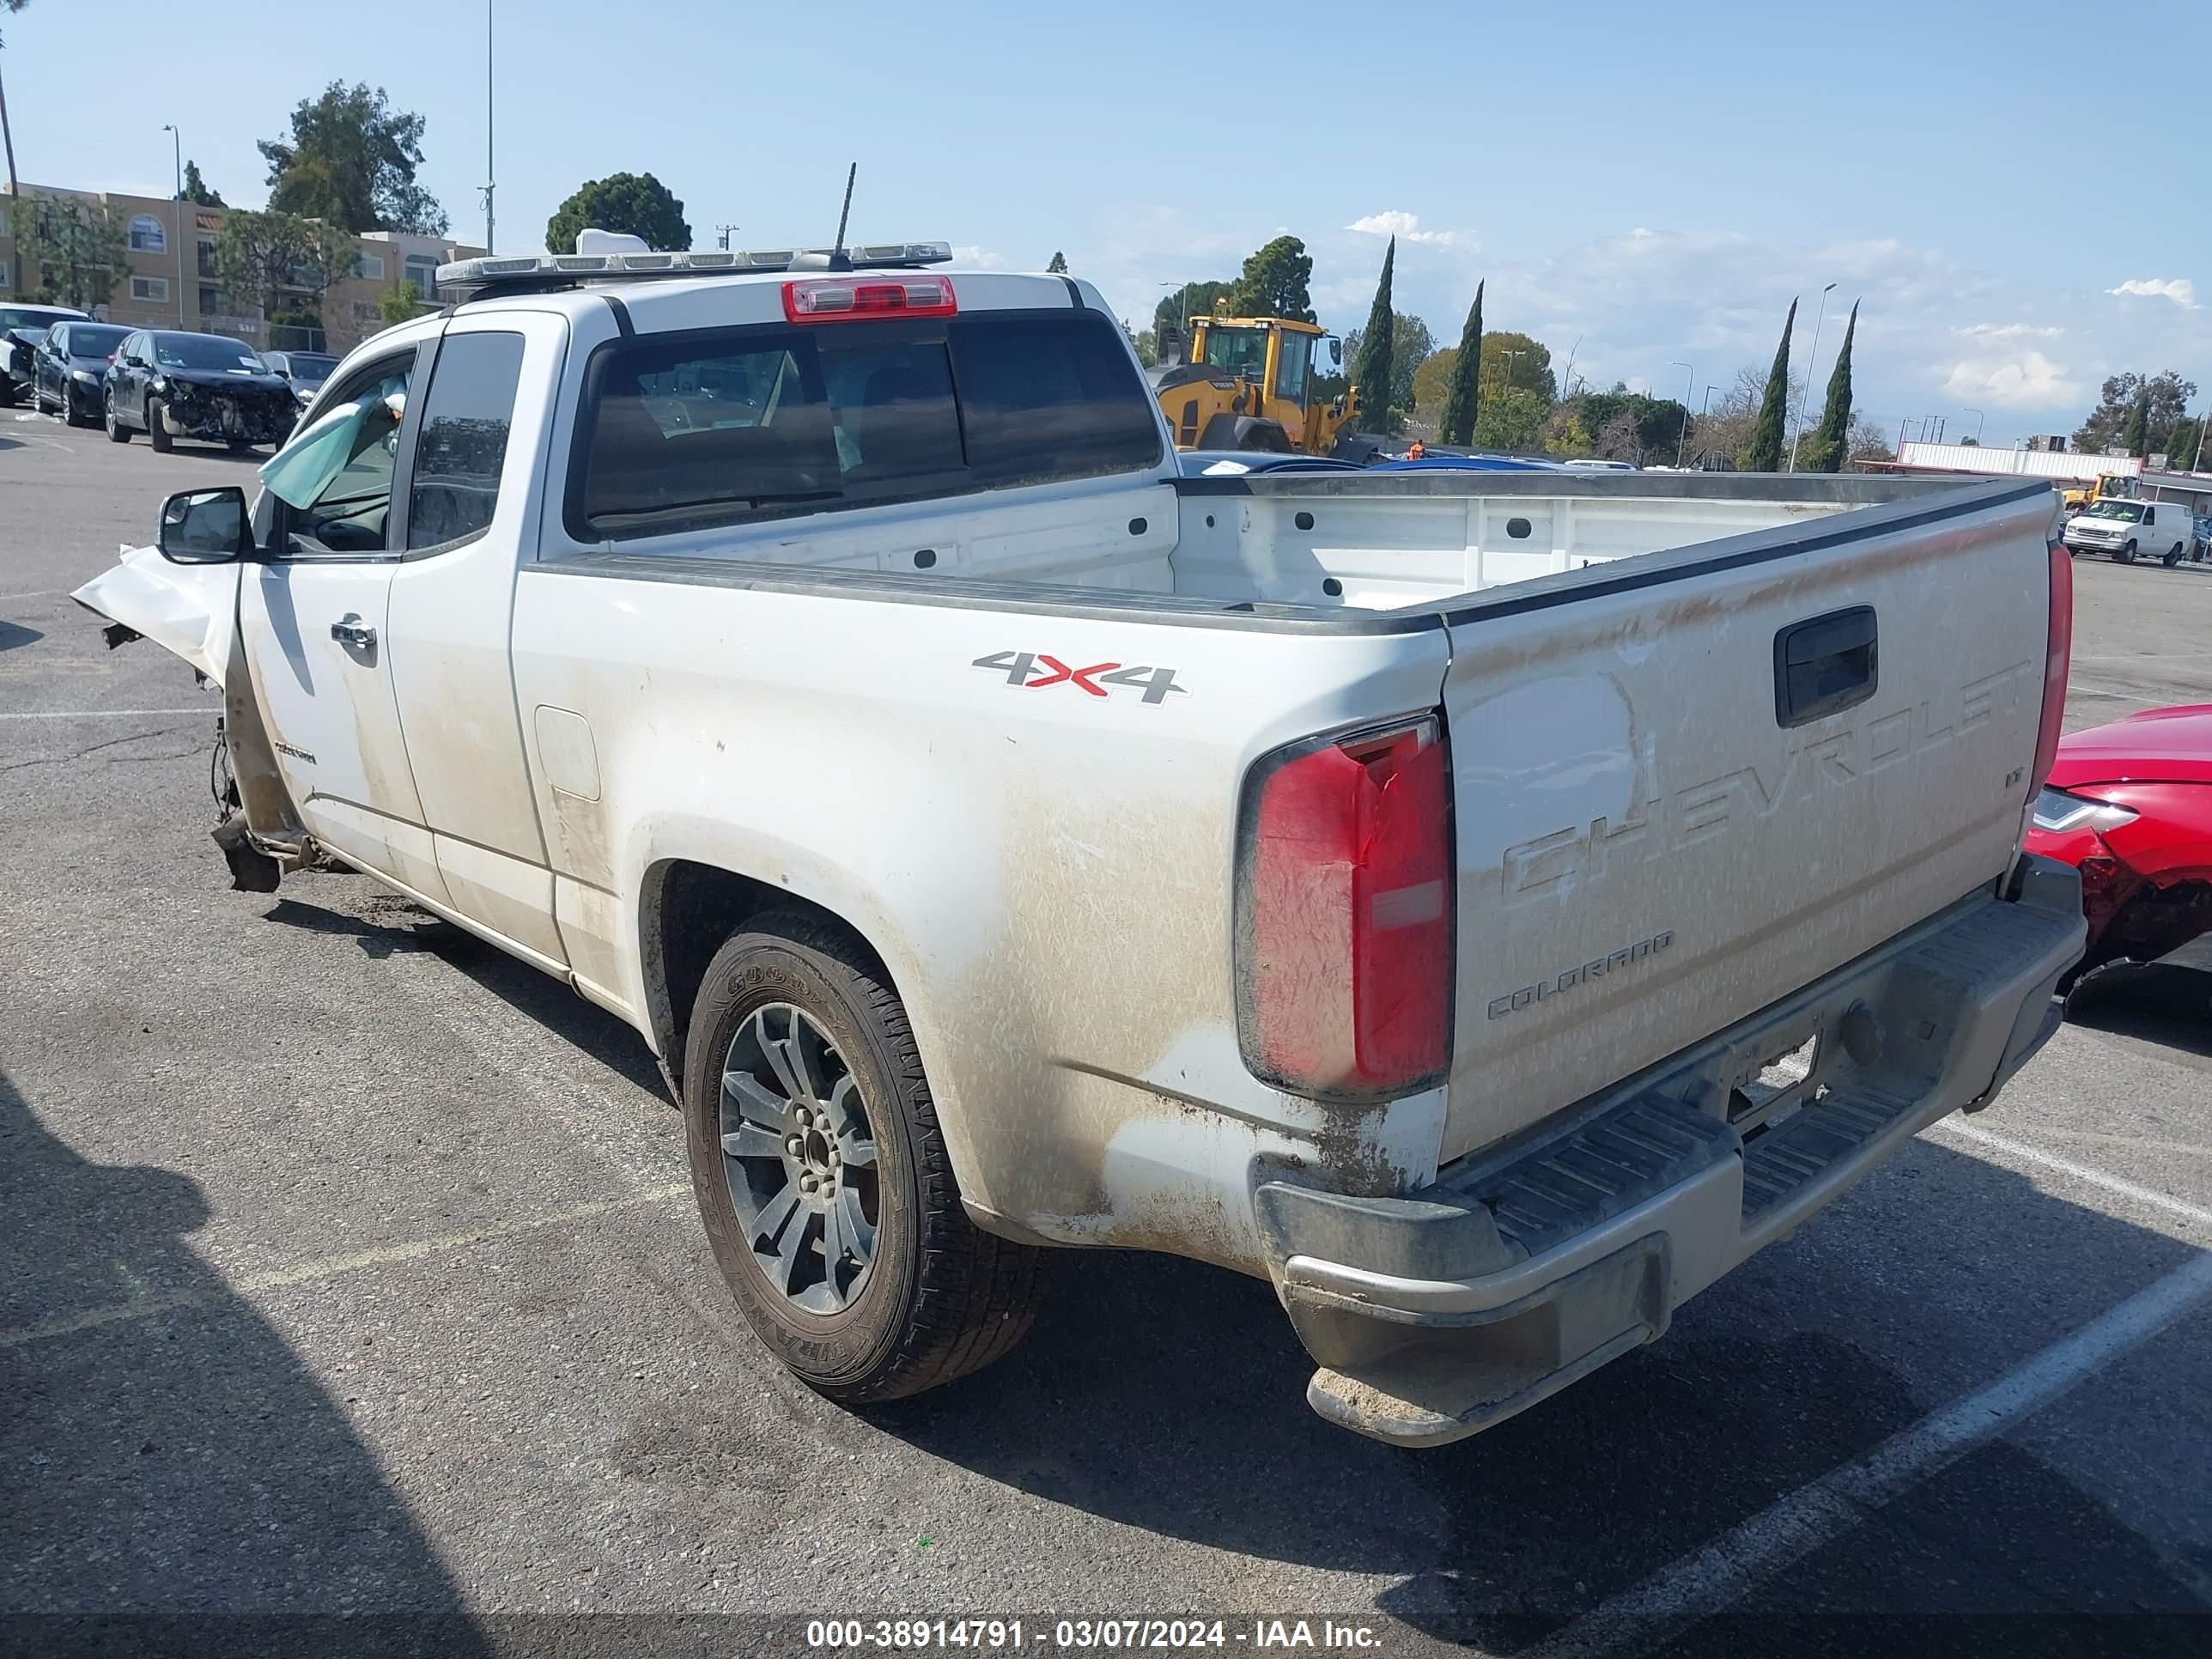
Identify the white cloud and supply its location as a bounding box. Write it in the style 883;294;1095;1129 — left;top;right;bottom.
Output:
1958;321;2064;340
2107;277;2197;307
951;245;1006;270
1941;349;2081;409
1346;210;1468;247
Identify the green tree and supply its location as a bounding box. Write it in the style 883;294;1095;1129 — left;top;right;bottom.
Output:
1350;238;1396;433
1473;386;1549;453
1798;299;1857;473
1480;330;1556;399
1046;250;1067;274
544;172;691;254
1739;298;1797;471
15;193;130;311
1346;312;1432;429
2120;388;2150;457
214;208;350;325
1561;389;1688;459
259;82;447;234
2165;416;2207;470
376;285;427;327
1542;410;1595;458
1437;282;1483;447
181;160;225;208
2072;370;2194;455
1152;279;1228;343
1223;234;1315;322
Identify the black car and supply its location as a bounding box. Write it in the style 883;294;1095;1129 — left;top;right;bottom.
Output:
104;329;298;452
0;303;88;406
32;320;131;427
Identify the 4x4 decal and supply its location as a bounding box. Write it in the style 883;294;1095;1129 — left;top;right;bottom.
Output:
972;651;1188;705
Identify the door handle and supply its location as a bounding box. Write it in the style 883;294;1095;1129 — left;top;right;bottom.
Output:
331;615;378;651
1773;605;1876;728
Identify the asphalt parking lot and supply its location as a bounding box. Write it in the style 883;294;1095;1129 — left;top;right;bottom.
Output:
3;416;2209;1658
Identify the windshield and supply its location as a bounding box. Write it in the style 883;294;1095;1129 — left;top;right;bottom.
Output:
152;334;268;372
1201;326;1270;381
67;325;129;359
285;353;338;386
2085;501;2145;522
0;307;76;331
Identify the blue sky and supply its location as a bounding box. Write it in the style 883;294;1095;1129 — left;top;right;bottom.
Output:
9;0;2208;445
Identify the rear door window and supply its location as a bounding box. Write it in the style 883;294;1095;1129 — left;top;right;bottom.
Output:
572;307;1161;540
408;331;527;549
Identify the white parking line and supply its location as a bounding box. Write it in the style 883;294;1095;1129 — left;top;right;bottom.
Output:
0;708;210;720
1521;1249;2212;1659
1520;1138;2212;1659
1935;1119;2212;1231
0;589;58;603
0;1181;690;1351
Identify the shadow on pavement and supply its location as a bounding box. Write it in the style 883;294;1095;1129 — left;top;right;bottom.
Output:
881;1141;2210;1646
260;889;668;1099
0;622;41;653
0;1068;489;1654
2066;963;2212;1062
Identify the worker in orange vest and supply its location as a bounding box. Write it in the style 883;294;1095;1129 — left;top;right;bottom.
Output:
1406;439;1426;460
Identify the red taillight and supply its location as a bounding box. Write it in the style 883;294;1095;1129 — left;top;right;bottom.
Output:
782;275;957;324
1236;716;1453;1099
2032;540;2074;794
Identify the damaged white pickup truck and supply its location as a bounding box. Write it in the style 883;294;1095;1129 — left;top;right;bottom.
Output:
78;245;2084;1445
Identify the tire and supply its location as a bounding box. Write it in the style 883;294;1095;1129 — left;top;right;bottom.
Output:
2165;544;2184;568
104;390;131;443
64;392;93;429
2116;539;2136;564
147;397;173;453
682;912;1043;1403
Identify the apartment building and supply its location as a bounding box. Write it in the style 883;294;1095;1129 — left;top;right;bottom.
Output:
0;183;483;357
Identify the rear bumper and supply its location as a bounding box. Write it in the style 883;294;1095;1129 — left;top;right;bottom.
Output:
1254;855;2085;1447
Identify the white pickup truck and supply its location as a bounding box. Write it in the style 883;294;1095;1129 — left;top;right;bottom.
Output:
78;245;2084;1447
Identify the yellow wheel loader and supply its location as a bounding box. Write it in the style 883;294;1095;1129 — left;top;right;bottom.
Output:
1149;316;1362;456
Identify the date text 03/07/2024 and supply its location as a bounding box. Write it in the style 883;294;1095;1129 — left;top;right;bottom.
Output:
803;1617;1384;1649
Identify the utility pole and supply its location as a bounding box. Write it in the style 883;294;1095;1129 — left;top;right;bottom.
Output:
716;224;739;251
1669;360;1693;465
481;1;495;252
161;124;185;325
1788;281;1838;471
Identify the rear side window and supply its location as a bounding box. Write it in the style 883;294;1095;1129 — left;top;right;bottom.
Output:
571;308;1161;539
409;331;526;550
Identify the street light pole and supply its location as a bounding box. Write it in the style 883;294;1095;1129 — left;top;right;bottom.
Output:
1788;281;1838;471
161;124;184;325
1669;360;1692;465
1964;407;1984;444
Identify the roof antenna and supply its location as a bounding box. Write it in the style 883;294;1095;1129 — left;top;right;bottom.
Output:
827;162;856;271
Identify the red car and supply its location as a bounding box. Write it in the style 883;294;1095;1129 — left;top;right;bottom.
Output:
2025;703;2212;983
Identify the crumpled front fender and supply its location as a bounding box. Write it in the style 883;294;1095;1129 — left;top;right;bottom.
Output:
70;544;240;687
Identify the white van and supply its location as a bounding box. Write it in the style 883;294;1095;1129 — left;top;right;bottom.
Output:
2062;495;2195;565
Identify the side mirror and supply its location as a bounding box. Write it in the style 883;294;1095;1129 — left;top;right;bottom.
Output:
1329;337;1344;367
157;486;252;564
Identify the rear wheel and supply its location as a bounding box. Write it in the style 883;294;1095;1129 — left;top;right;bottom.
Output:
682;913;1044;1403
2164;543;2185;567
147;397;173;453
104;389;131;443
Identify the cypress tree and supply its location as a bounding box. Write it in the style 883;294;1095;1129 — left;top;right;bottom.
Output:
1351;238;1396;434
1437;281;1484;447
1739;297;1797;472
1046;251;1067;274
2121;389;2150;456
1806;300;1857;473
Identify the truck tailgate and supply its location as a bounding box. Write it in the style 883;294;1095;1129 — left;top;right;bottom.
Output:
1439;480;2057;1162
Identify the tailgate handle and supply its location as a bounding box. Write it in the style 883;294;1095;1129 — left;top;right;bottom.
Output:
1773;605;1877;728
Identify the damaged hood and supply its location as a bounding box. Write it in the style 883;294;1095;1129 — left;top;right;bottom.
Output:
159;368;293;396
71;544;241;687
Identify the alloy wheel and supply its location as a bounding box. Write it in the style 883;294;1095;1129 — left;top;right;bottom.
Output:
718;1003;880;1315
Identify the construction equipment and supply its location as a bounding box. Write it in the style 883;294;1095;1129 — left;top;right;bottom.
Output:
1148;315;1359;455
2061;471;2139;513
